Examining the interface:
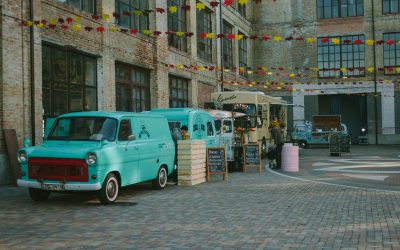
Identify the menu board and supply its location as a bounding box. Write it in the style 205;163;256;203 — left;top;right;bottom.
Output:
206;147;228;181
243;144;262;174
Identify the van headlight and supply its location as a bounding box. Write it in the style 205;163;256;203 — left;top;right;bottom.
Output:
17;150;27;163
86;153;97;165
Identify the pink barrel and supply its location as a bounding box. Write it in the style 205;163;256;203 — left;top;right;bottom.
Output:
281;143;299;172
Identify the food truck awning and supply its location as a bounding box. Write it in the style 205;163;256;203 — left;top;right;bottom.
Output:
206;109;246;119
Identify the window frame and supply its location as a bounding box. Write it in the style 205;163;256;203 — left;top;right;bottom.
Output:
169;76;189;108
196;7;213;62
115;63;150;112
58;0;96;14
42;43;98;119
168;0;187;51
383;0;400;14
222;21;234;69
383;32;400;75
115;0;149;30
317;35;366;78
317;0;364;19
238;31;248;77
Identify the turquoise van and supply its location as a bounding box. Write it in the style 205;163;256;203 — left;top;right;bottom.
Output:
17;112;175;204
145;108;218;147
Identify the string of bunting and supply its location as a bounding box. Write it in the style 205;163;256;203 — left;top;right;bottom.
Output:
17;18;400;45
164;64;400;75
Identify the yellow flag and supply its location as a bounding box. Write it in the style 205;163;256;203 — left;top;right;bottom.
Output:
176;65;184;69
236;34;244;40
247;70;253;75
367;67;374;73
169;6;177;13
101;13;110;21
306;38;315;43
72;24;81;31
143;30;151;35
366;39;374;46
133;10;142;15
396;67;400;73
206;33;215;39
289;73;295;78
36;23;44;28
50;18;57;25
74;16;81;23
267;72;272;75
274;36;282;42
196;2;206;10
341;68;347;73
199;67;206;71
27;21;33;26
332;38;340;44
239;0;249;4
312;67;319;72
110;26;118;32
175;32;184;37
262;67;268;71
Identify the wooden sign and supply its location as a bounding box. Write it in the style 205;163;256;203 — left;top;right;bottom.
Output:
206;147;228;181
243;144;262;174
3;129;22;186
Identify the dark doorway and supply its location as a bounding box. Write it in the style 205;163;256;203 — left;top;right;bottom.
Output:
318;94;367;143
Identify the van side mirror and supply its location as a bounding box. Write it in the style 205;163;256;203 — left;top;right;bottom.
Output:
23;138;31;148
128;135;136;141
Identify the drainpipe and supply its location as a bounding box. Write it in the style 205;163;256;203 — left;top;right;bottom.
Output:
219;0;224;92
371;0;378;144
29;0;36;145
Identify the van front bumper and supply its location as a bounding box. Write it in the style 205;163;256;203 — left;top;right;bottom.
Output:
17;179;101;191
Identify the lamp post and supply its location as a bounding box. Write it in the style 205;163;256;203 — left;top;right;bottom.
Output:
371;0;378;144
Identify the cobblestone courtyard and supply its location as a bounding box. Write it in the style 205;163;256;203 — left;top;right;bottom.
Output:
1;164;400;249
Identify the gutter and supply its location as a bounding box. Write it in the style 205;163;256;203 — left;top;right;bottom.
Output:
29;0;35;145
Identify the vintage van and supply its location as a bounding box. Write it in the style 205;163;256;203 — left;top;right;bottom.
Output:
17;112;175;205
144;108;218;147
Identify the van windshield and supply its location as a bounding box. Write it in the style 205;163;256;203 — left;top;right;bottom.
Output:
47;117;118;141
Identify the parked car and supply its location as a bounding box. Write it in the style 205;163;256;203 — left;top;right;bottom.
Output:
17;112;175;204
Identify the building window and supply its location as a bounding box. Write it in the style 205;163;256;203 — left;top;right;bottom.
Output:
115;0;149;30
170;76;189;108
223;21;233;69
197;7;212;62
239;32;248;77
317;35;365;78
317;0;364;19
168;0;187;51
238;3;246;17
383;33;400;74
42;44;97;117
383;0;400;13
57;0;96;13
116;63;150;112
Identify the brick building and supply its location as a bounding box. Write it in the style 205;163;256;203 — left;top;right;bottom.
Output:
253;0;400;145
0;0;255;184
1;0;399;184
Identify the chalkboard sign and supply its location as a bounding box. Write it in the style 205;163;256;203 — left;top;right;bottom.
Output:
243;144;262;174
329;133;341;156
206;147;228;181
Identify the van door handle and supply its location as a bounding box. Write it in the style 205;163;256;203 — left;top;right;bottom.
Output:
158;143;166;148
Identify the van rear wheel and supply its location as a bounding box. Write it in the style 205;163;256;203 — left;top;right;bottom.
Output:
29;188;50;202
152;166;167;190
99;173;119;205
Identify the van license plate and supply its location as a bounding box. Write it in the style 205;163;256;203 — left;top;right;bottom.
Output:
42;184;65;191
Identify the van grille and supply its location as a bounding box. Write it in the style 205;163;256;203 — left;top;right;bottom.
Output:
28;158;88;182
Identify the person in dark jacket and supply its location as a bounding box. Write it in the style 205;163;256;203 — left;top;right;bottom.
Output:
269;125;283;169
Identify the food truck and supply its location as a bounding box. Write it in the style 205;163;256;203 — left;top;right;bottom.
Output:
206;91;288;145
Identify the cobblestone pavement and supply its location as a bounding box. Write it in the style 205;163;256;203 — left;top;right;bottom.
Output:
1;165;400;249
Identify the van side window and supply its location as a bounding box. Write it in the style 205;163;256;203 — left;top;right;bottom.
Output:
201;124;206;131
193;124;198;131
223;120;232;133
118;119;132;141
207;122;214;136
215;120;222;134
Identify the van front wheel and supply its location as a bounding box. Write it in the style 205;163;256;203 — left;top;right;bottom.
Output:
152;166;167;190
29;188;50;201
99;173;119;205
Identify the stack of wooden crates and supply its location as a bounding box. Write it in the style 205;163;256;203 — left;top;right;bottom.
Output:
177;140;206;186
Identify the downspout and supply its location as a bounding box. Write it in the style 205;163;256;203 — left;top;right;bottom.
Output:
219;0;224;92
29;0;36;145
371;0;378;144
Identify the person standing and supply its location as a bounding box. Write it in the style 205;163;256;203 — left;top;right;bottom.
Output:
269;124;284;169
